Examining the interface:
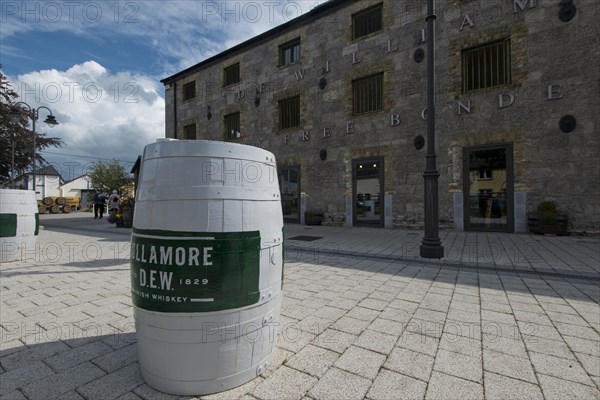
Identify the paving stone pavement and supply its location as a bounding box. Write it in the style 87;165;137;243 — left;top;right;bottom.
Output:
0;214;598;399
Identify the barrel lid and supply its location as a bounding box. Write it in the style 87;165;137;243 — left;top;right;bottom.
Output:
143;140;276;164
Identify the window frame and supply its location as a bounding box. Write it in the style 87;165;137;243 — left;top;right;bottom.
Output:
352;72;384;116
223;63;241;87
183;123;196;140
224;112;241;141
279;38;301;67
352;3;383;40
278;96;301;130
462;38;511;93
183;81;196;101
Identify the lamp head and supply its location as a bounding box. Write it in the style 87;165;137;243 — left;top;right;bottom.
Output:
9;106;23;123
44;115;59;127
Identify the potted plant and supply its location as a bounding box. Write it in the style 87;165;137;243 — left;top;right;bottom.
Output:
115;213;124;228
529;201;569;235
120;197;135;228
107;211;124;227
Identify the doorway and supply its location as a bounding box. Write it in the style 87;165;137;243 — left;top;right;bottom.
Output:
278;166;301;223
353;157;384;227
463;144;514;232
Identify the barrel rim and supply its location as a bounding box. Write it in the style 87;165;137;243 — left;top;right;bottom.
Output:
143;139;276;160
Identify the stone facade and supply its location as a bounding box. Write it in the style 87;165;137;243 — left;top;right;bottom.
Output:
162;0;600;233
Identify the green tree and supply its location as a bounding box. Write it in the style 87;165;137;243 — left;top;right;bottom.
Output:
0;69;63;186
89;160;132;194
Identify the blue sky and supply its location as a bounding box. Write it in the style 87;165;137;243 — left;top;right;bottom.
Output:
1;1;327;180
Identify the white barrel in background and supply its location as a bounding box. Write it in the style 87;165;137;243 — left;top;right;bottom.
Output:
131;139;284;396
0;189;39;263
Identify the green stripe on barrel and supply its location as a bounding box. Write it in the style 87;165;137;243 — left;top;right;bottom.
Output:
0;214;17;237
131;229;261;313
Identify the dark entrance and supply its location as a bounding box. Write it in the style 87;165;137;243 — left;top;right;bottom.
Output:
463;144;514;232
278;166;300;223
353;157;384;227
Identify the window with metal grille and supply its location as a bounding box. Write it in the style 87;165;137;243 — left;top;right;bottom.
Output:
224;112;240;140
279;38;301;66
352;3;383;40
183;124;196;139
352;73;383;115
224;63;240;86
183;81;196;101
278;96;300;130
462;39;511;93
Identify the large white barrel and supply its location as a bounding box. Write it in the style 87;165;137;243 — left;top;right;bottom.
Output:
0;189;39;263
131;139;284;396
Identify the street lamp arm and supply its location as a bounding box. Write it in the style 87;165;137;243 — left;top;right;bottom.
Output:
36;105;55;119
8;101;60;193
10;101;33;119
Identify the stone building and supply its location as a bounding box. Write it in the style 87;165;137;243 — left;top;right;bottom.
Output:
161;0;599;233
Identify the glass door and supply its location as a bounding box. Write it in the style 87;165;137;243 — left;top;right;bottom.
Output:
278;166;300;223
353;157;384;227
463;144;514;232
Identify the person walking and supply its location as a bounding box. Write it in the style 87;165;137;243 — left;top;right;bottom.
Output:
93;190;106;219
108;190;120;213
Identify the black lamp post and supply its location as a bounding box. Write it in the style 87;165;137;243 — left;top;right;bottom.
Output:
9;102;59;192
420;0;444;259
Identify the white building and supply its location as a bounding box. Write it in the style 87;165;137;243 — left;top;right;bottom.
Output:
15;165;63;201
59;174;93;209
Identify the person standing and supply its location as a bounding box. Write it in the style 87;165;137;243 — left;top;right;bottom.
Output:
108;190;120;213
93;190;106;219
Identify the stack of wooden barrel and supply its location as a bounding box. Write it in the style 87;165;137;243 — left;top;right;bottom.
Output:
38;196;80;214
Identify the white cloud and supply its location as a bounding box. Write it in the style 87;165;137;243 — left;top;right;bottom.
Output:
10;61;164;179
140;0;330;73
2;1;331;179
1;1;330;76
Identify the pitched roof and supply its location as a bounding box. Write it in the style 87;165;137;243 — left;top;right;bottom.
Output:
16;164;63;180
36;165;62;177
61;174;90;185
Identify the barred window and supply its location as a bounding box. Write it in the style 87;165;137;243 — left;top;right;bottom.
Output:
183;124;196;139
462;39;511;93
278;96;300;130
352;3;383;40
352;73;383;115
279;38;301;66
183;81;196;101
224;63;240;86
224;112;240;140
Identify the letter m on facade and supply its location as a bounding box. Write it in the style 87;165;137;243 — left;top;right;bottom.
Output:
514;0;536;12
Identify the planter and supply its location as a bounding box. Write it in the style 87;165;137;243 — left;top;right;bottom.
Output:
122;206;133;228
528;214;569;235
305;212;323;226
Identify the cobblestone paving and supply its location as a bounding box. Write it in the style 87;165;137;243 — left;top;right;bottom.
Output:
0;221;598;399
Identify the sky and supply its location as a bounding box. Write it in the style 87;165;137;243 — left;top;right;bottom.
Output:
1;0;329;180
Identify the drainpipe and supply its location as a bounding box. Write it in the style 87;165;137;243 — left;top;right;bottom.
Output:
172;81;177;138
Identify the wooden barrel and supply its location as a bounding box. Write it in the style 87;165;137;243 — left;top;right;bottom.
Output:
0;189;39;262
49;205;61;214
55;196;66;205
62;205;72;213
131;139;284;395
122;205;133;228
42;196;54;205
